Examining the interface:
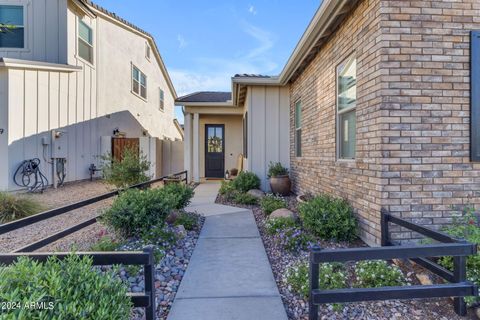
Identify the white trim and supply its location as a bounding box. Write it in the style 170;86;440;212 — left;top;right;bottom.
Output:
0;58;82;72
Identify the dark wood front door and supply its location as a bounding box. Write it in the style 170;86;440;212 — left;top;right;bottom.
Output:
205;124;225;178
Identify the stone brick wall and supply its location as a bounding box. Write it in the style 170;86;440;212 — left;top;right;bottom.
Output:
289;0;480;245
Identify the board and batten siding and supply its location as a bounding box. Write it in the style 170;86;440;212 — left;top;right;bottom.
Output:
246;86;290;191
0;0;68;64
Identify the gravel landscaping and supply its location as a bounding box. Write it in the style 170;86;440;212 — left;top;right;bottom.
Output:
217;192;474;320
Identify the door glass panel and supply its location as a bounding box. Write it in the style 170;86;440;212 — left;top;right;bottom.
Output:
207;127;223;153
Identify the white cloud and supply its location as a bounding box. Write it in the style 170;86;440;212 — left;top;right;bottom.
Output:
177;34;188;50
248;5;257;15
241;22;274;59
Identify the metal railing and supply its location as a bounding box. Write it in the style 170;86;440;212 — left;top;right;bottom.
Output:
0;170;188;320
309;209;478;320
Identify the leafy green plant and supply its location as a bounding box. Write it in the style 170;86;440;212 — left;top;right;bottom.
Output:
285;262;347;299
101;146;151;189
267;162;289;178
0;255;132;319
299;194;357;242
278;227;315;252
89;236;120;252
233;192;258;205
162;183;194;209
140;224;177;245
101;188;176;237
260;194;287;215
174;211;199;231
219;180;239;201
355;260;405;288
232;171;260;193
0;193;43;223
265;217;297;235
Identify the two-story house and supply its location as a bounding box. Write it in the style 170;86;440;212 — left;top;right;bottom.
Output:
0;0;183;190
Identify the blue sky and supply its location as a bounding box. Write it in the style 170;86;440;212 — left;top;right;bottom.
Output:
94;0;320;122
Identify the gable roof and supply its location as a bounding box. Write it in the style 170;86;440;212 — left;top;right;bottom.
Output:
176;92;232;104
77;0;177;99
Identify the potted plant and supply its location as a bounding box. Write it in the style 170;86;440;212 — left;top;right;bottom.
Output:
267;162;291;196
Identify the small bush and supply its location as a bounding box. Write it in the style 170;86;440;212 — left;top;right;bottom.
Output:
278;227;315;252
260;194;287;215
174;211;199;231
267;162;289;178
299;194;357;242
285;262;346;299
355;260;405;288
0;255;132;319
101;146;151;189
89;236;120;252
265;217;297;235
233;192;258;205
162;183;194;209
0;193;43;223
140;224;177;245
219;180;238;201
101;188;176;237
232;171;260;193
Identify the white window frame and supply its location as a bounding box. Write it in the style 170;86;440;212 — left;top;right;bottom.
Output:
336;54;357;160
0;3;27;50
131;63;147;101
159;88;165;111
145;42;151;61
294;99;302;157
77;18;94;65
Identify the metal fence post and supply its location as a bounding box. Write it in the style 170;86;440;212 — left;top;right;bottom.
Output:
453;246;467;316
143;247;156;320
380;208;389;247
309;245;320;320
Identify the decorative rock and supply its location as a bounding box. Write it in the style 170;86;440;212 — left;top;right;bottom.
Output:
176;225;187;238
269;208;295;219
416;273;433;285
247;189;265;199
475;307;480;319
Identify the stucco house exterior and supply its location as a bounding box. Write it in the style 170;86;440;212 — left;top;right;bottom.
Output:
0;0;183;191
179;0;480;245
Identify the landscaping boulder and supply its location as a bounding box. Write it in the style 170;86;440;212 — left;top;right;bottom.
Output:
247;189;265;199
269;208;295;219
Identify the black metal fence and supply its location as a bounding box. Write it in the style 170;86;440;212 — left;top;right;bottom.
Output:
0;170;188;320
309;210;478;320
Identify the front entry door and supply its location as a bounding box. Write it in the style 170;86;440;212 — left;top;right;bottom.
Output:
205;124;225;178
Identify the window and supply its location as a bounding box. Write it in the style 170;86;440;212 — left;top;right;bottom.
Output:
159;88;164;111
132;65;147;99
0;5;24;48
146;43;151;60
337;55;357;159
295;100;302;157
78;20;93;63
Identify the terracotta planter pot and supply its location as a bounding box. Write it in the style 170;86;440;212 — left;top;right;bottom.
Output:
269;175;291;196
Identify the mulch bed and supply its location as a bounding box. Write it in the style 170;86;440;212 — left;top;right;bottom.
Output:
216;193;474;320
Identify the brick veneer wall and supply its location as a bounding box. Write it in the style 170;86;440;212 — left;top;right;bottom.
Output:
289;0;480;245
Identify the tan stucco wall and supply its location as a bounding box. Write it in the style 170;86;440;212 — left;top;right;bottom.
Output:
198;115;243;178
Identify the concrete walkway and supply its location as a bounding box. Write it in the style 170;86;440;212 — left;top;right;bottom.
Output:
168;182;288;320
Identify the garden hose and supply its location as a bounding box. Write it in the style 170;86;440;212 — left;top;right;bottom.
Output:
56;158;67;186
13;158;49;193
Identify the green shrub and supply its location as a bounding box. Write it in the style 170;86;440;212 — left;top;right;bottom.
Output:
162;183;194;209
439;206;480;305
265;217;297;235
0;255;131;319
355;260;405;288
140;224;177;245
101;146;151;189
101;188;176;237
0;193;43;224
232;171;260;193
219;180;234;195
89;236;120;252
174;211;199;231
233;192;258;205
267;162;289;178
285;262;346;299
278;227;315;252
299;194;357;242
260;194;287;215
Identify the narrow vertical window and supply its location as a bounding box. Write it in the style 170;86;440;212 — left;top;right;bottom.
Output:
78;20;93;63
132;65;147;99
0;5;24;48
146;43;151;60
337;55;357;159
295;100;302;157
472;31;480;162
159;88;164;111
243;112;248;158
